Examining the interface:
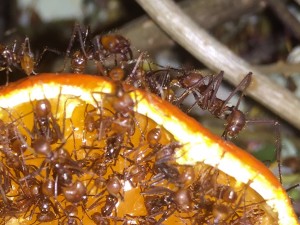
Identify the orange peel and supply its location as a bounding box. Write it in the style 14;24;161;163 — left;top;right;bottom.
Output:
0;73;298;225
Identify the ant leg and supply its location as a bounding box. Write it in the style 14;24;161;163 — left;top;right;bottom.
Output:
246;119;282;184
35;46;61;70
128;52;145;81
173;74;207;106
220;72;252;112
62;23;88;72
66;23;88;58
5;69;9;86
186;71;223;112
286;184;300;192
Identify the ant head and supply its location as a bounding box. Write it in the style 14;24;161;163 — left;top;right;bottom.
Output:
35;99;52;118
109;67;125;82
223;109;246;139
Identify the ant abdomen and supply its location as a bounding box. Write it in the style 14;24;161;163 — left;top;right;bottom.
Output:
99;34;133;61
63;180;87;204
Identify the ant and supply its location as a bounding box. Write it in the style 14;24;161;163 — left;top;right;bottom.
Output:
0;162;15;204
171;70;284;183
144;65;176;101
63;23;133;74
124;161;151;188
0;199;22;224
0;37;56;85
88;193;119;221
0;116;35;181
19;135;83;199
98;34;133;62
59;204;83;225
142;186;192;224
171;71;252;139
101;194;119;217
31;98;64;144
121;214;157;225
15;176;59;223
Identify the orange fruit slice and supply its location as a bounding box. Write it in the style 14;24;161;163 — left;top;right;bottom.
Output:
0;73;298;225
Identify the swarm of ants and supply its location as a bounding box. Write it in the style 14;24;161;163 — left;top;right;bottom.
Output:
0;24;280;224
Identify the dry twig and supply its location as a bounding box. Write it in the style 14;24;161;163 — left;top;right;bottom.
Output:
135;0;300;130
120;0;264;56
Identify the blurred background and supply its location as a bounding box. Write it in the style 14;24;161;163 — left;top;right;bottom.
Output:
1;0;300;215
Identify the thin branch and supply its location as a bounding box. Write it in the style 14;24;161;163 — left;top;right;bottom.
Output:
255;61;300;76
120;0;264;56
135;0;300;130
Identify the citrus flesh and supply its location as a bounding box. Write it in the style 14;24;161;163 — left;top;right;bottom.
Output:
0;74;298;225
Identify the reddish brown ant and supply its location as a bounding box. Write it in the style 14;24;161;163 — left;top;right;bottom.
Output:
59;204;83;225
15;176;59;223
0;116;35;181
124;162;151;188
19;135;83;194
63;23;133;74
90;212;109;225
144;65;176;101
101;194;119;217
31;98;63;144
171;70;285;183
171;71;252;139
0;37;57;84
98;34;133;62
142;186;192;224
0;199;21;224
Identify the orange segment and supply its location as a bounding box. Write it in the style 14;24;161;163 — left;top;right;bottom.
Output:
0;73;298;225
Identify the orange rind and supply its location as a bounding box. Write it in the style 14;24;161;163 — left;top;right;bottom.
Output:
0;74;298;225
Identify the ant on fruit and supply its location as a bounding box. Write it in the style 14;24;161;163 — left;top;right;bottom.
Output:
143;64;176;101
59;204;83;225
60;180;94;224
15;176;59;223
0;162;16;203
19;135;83;195
0;117;35;181
100;194;119;217
124;161;151;188
142;186;193;224
121;214;157;225
171;70;285;184
0;199;22;224
88;193;119;220
30;98;63;144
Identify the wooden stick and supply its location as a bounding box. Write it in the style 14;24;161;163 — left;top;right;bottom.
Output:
120;0;264;56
